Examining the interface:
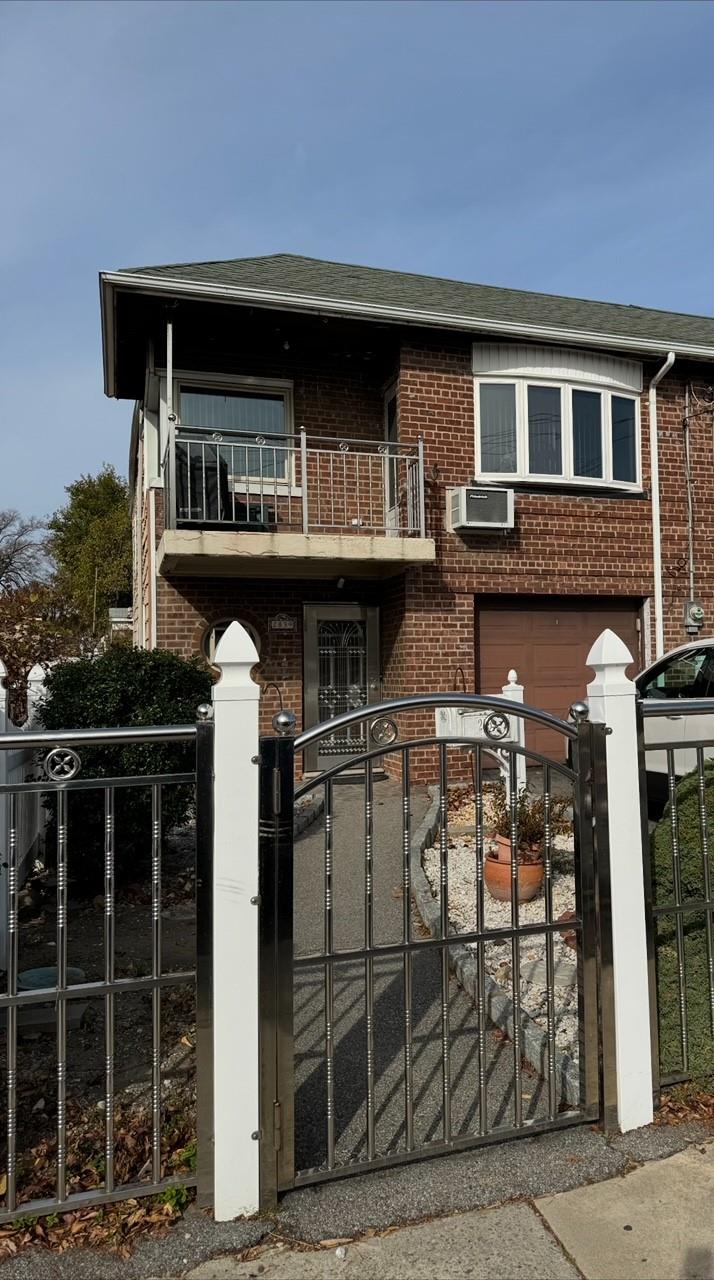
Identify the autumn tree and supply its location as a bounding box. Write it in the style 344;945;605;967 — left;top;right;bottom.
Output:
0;508;47;593
0;583;81;722
47;465;132;635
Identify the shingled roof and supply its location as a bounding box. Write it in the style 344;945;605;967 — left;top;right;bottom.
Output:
108;252;714;355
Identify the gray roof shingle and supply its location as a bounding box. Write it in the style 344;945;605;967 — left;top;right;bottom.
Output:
116;253;714;352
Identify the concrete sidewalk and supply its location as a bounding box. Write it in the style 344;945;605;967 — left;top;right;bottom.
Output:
186;1140;714;1280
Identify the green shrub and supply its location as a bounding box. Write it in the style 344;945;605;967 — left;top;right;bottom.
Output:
38;647;212;891
650;762;714;1087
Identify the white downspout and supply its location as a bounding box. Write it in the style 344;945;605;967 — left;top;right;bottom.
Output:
149;488;158;650
649;351;675;658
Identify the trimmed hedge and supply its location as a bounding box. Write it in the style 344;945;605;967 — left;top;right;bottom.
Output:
650;761;714;1087
38;646;212;891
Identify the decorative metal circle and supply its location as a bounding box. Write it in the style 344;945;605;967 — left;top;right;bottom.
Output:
339;441;350;452
370;717;398;746
377;444;388;455
44;747;81;781
255;434;265;445
483;712;510;742
211;432;223;443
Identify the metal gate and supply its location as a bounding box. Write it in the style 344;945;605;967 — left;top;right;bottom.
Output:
258;693;614;1206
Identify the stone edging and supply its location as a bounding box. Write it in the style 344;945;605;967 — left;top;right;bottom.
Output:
295;794;325;836
410;786;580;1108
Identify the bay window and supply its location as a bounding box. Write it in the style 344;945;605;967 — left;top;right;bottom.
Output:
473;343;642;489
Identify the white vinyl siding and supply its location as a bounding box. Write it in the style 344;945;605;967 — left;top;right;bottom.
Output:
472;342;643;393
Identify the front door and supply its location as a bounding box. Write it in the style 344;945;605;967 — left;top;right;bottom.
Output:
303;605;380;772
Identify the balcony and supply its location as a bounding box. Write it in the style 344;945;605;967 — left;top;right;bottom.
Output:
158;426;436;578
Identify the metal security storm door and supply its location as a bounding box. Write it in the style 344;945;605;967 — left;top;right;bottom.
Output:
257;691;612;1207
303;605;380;772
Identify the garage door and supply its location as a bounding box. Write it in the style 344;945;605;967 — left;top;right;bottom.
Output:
477;597;643;758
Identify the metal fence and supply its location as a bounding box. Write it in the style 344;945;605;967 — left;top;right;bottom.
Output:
640;698;714;1089
164;425;426;537
0;721;213;1222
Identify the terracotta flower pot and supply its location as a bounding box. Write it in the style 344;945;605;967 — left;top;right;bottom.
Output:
493;834;512;864
484;853;544;903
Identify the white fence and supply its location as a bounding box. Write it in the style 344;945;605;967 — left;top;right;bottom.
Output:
435;668;527;791
0;660;48;966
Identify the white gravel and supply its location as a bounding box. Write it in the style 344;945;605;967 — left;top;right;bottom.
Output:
422;834;579;1061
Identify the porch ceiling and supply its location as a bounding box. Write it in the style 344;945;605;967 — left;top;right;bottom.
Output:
157;529;436;579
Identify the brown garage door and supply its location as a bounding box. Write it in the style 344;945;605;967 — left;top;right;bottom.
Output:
477;597;643;759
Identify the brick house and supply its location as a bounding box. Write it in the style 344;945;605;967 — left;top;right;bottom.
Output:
99;254;714;765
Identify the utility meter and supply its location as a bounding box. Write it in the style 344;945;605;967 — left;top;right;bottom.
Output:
684;599;705;635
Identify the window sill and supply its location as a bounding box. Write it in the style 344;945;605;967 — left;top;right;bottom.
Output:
474;476;646;500
227;482;302;498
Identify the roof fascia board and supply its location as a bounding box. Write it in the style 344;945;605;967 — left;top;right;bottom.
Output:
99;270;714;368
100;274;116;396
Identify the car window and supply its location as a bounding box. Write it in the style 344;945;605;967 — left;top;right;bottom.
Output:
640;650;710;700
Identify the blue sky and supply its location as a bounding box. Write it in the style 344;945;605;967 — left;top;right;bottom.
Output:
2;0;714;517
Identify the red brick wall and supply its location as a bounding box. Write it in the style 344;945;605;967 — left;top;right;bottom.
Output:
135;329;714;754
154;575;384;736
174;327;392;446
656;372;714;650
396;336;714;662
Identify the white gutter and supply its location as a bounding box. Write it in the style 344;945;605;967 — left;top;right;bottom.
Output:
99;271;714;391
649;351;676;658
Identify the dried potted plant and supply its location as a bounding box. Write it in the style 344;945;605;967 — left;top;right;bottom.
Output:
484;782;571;903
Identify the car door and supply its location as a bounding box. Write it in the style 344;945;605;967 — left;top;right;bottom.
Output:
683;647;714;763
638;647;714;776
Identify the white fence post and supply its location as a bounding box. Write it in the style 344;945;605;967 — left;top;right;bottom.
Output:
26;663;47;725
501;669;526;792
586;628;653;1131
211;621;261;1219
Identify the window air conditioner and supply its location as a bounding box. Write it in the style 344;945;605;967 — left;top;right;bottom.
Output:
447;486;515;532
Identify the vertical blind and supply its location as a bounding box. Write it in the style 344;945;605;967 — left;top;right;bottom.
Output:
572;390;602;478
527;385;561;475
612;396;636;483
479;384;517;472
179;386;286;434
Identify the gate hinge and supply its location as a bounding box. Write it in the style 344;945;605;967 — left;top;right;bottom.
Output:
273;1100;282;1151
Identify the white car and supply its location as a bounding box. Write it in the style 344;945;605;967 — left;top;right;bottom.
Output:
636;638;714;779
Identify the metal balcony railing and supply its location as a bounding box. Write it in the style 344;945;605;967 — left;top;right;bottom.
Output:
164;426;426;538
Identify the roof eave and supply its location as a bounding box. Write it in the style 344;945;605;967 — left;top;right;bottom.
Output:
99;270;714;391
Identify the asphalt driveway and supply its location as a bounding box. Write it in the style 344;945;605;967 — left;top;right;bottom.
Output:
292;777;555;1175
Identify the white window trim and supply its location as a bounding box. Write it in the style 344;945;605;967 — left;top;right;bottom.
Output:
473;374;642;491
158;369;299;496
